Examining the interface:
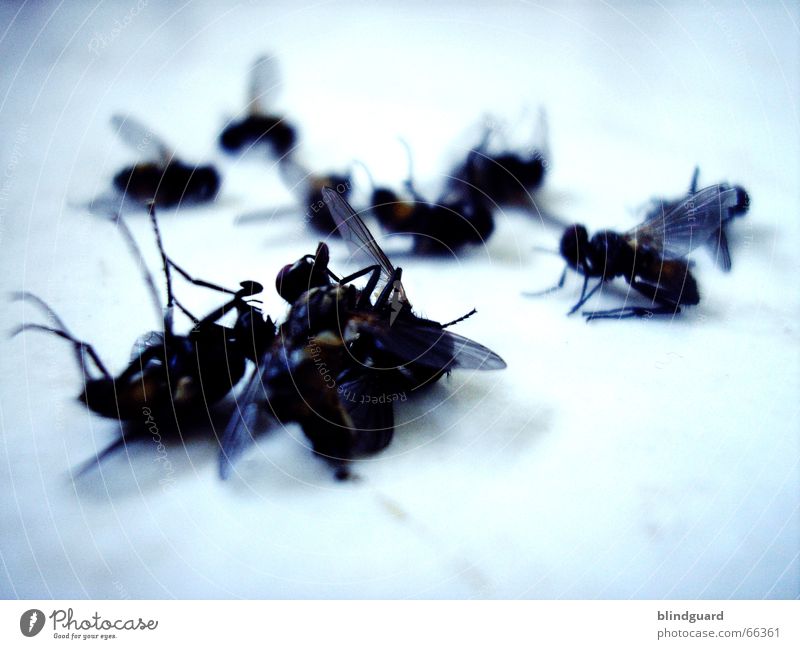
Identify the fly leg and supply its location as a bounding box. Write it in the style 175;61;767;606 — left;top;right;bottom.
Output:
75;417;203;479
191;288;263;329
166;256;266;322
148;202;264;322
336;264;382;288
147;202;174;308
567;276;604;315
73;436;130;477
583;305;682;321
398;137;429;204
166;256;238;296
709;229;732;271
102;210;164;328
442;308;477;328
583;274;687;320
332;264;384;309
689;166;700;193
460;127;492;186
374;268;403;310
11;292;111;379
522;266;567;297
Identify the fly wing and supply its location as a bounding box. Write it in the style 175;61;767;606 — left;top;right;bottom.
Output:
277;160;344;235
628;184;743;260
130;331;165;361
247;55;281;116
218;361;270;479
714;228;733;271
110;114;172;163
277;157;314;196
361;318;506;372
443;329;507;370
322;187;404;303
337;369;395;455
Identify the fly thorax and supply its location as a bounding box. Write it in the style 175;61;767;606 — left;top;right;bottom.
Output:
288;285;349;338
235;313;276;360
187;165;221;201
589;230;633;279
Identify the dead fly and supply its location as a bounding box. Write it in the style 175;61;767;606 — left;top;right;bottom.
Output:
356;142;494;255
528;183;750;320
219;188;506;480
284;161;352;236
445;119;547;211
542;224;700;321
641;167;749;271
105;115;220;208
222;62;350;236
236;156;352;235
219;55;297;158
12;205;275;472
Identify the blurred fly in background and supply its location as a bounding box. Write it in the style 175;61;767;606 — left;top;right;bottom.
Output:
219;55;298;158
527;181;750;320
445;114;549;212
98;115;221;210
357;140;495;255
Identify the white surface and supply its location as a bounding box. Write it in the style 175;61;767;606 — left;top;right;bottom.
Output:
0;1;798;599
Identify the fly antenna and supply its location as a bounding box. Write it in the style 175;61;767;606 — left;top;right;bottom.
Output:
398;136;425;202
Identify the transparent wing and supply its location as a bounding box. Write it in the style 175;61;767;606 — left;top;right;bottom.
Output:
444;329;508;370
278;157;316;199
627;184;743;259
218;361;269;479
337;369;395;455
247;55;281;115
322;187;395;277
130;331;165;361
86;191;141;217
322;187;403;302
363;319;507;372
111;114;172;163
715;229;733;271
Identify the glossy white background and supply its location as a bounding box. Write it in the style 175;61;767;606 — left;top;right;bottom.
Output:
0;0;798;598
